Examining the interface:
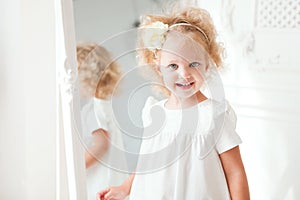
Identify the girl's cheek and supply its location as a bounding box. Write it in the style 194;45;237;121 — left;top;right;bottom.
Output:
196;68;206;77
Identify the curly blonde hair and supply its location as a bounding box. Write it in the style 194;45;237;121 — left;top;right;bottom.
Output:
137;4;225;96
77;42;122;99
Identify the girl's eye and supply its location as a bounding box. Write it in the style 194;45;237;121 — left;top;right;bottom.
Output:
167;63;178;70
189;62;200;68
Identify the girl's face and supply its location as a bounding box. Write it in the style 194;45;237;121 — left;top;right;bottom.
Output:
157;33;208;102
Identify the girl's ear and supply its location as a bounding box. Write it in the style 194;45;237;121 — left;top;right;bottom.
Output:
154;58;162;75
154;57;160;74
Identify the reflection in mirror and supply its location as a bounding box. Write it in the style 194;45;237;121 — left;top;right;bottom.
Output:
76;42;129;200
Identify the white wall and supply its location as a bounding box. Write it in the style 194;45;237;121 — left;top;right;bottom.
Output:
0;0;25;198
0;0;56;199
202;0;300;199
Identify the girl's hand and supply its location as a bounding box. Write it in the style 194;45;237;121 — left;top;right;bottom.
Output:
97;174;135;200
97;185;128;200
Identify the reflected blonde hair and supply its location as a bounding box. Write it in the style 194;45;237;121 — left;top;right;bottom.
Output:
77;42;121;99
137;4;225;96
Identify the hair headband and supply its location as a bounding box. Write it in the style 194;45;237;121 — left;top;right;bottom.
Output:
169;21;210;43
141;21;209;53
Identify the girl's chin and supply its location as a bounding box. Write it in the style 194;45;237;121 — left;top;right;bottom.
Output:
172;90;200;99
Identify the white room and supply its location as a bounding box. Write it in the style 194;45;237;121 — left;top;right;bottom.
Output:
1;0;300;199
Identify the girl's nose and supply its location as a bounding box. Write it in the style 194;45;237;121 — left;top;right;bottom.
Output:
178;66;192;79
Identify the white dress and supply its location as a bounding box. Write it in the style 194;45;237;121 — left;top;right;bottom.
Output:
130;97;242;200
81;98;128;200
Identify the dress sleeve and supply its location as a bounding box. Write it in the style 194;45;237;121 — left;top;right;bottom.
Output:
93;99;110;131
80;101;99;147
94;109;109;131
215;102;242;154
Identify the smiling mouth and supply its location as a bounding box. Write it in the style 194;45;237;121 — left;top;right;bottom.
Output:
175;82;195;89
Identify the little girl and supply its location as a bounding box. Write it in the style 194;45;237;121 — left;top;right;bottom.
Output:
98;5;250;200
77;42;128;200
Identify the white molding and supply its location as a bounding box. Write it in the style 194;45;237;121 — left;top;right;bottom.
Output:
56;0;87;198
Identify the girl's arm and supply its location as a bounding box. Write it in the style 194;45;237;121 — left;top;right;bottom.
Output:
219;146;250;200
97;173;135;200
85;128;109;168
